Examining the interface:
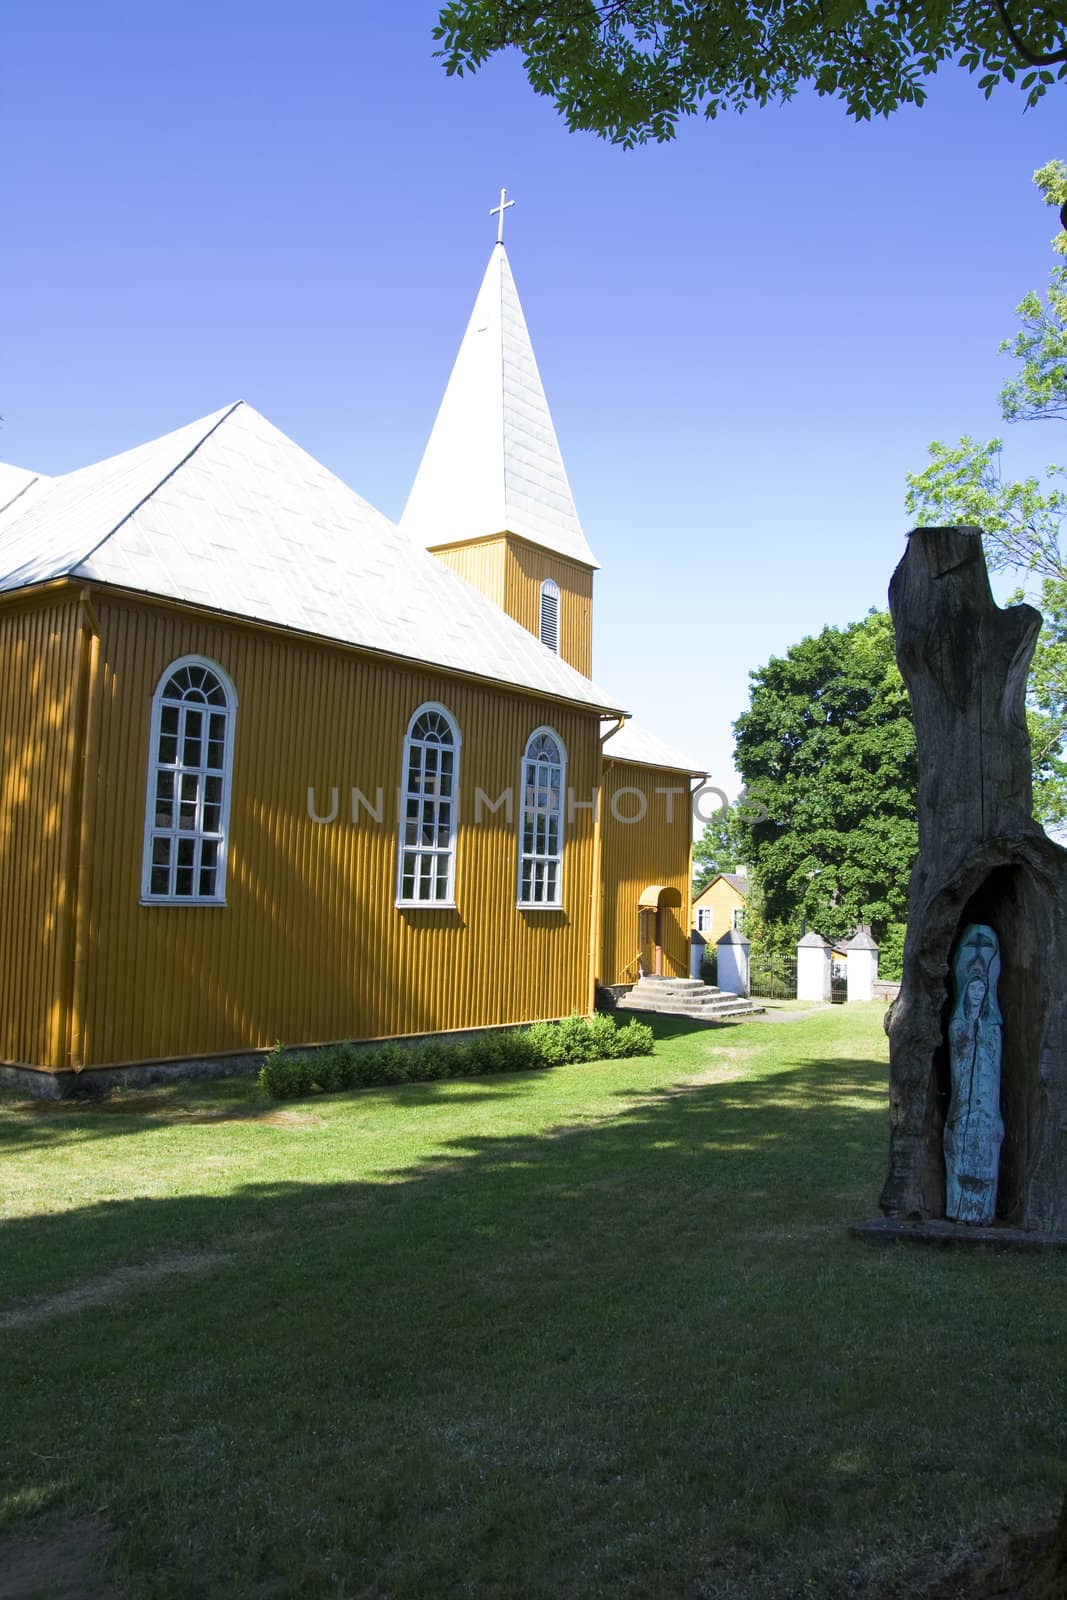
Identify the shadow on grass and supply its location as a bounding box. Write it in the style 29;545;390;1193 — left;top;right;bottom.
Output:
0;1041;892;1301
612;1055;887;1109
1;1038;1064;1600
0;1080;532;1154
0;1008;836;1158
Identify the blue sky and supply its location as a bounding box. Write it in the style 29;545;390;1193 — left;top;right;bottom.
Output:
4;2;1064;792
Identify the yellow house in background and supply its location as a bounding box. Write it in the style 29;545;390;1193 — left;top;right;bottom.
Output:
0;238;703;1092
692;870;751;950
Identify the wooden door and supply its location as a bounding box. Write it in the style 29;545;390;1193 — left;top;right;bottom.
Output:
638;908;654;976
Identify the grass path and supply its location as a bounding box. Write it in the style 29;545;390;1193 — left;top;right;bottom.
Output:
1;1006;1064;1598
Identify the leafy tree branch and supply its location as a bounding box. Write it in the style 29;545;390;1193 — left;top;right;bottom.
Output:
434;1;1067;146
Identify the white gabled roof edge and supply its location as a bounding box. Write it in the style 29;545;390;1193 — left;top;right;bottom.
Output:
0;462;52;519
0;405;238;595
601;716;707;776
0;402;622;715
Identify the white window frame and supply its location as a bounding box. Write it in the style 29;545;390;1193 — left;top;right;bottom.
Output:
733;906;745;931
141;655;237;906
396;702;461;908
696;907;713;934
517;726;566;909
539;578;561;654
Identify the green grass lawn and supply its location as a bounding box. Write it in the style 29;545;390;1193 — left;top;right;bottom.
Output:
1;1006;1063;1598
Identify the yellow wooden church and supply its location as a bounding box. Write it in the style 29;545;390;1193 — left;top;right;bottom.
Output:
0;238;703;1090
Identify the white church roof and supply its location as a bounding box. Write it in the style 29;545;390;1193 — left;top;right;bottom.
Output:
0;463;50;515
0;401;624;713
400;243;599;569
601;716;706;776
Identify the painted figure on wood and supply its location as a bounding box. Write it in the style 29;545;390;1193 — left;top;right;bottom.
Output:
944;923;1004;1225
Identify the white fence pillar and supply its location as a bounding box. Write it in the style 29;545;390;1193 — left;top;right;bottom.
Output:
717;930;750;997
844;927;880;1002
797;932;832;1002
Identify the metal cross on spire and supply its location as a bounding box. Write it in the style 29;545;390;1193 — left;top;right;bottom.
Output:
490;187;515;244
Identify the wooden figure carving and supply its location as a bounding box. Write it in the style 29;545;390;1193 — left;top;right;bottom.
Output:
944;924;1003;1225
879;526;1067;1236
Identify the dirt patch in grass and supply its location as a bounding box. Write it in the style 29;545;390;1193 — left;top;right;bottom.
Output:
0;1249;226;1331
684;1058;755;1087
546;1052;758;1137
643;1053;759;1099
0;1513;116;1599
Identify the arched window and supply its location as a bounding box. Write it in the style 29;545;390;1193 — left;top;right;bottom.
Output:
518;728;565;907
142;657;236;903
539;578;560;654
397;704;460;905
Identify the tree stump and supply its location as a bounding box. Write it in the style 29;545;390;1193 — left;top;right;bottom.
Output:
880;526;1067;1235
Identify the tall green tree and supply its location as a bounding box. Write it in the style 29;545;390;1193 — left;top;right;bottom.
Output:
692;799;748;893
906;161;1067;828
435;1;1067;147
734;610;918;946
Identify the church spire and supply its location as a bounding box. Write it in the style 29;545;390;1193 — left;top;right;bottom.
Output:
400;239;598;570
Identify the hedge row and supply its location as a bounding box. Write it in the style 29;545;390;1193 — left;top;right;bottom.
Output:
259;1013;655;1099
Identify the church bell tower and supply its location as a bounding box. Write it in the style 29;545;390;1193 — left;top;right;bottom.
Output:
400;196;598;677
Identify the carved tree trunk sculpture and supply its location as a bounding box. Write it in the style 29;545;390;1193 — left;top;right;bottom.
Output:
881;527;1067;1234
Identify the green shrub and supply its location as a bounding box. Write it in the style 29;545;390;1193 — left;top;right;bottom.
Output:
376;1045;413;1085
466;1036;503;1075
417;1040;452;1080
586;1011;622;1059
449;1043;479;1077
613;1018;655;1057
314;1045;356;1093
508;1031;542;1071
525;1019;569;1066
556;1014;597;1063
258;1045;316;1099
257;1043;286;1096
260;1013;655;1098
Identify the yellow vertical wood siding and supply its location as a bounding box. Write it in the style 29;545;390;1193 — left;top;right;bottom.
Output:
77;593;601;1067
599;761;693;986
428;538;507;611
428;535;594;676
503;539;593;676
0;592;82;1068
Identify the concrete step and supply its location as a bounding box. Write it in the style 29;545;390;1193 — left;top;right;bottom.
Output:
620;984;739;1006
676;1004;765;1022
628;978;708;994
620;987;724;1000
615;977;766;1024
625;998;744;1013
617;998;758;1011
617;990;765;1020
618;999;765;1023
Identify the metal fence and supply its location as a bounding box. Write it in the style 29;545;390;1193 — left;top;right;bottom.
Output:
748;956;797;1001
830;959;848;1005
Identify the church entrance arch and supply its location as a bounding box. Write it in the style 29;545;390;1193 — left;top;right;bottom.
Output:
637;885;683;977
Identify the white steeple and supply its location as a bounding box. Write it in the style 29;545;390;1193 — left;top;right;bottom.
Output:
401;242;599;569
